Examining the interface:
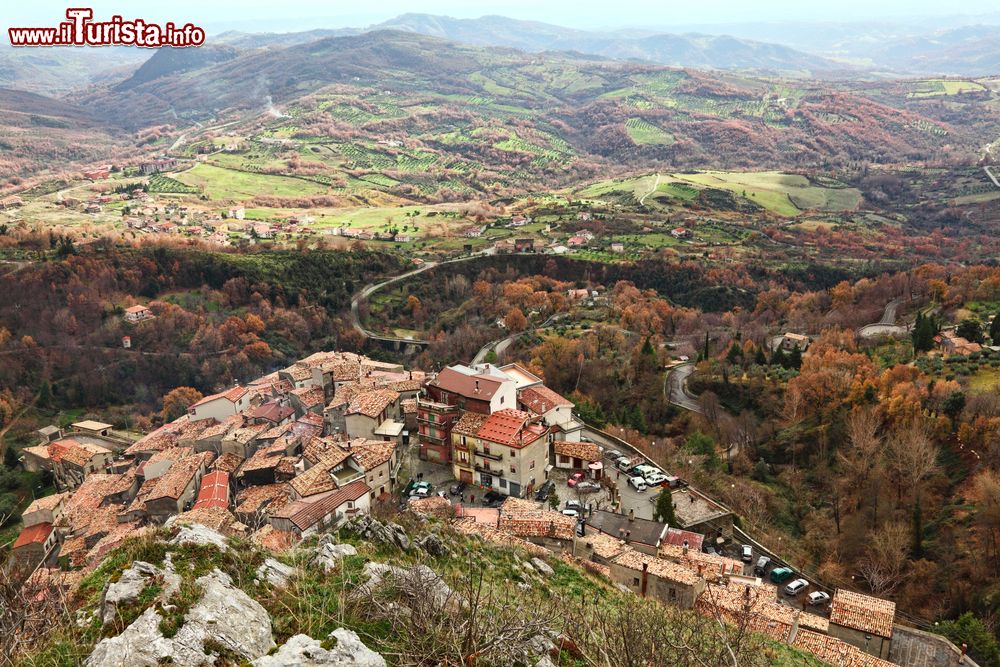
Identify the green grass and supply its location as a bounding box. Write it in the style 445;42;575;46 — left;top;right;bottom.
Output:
625;118;675;145
146;174;200;194
907;79;987;98
673;171;861;216
174;164;328;201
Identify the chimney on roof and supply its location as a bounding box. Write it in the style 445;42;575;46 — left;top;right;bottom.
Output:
628;508;634;522
682;539;689;556
474;380;480;394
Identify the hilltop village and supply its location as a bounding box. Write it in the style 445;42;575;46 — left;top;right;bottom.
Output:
10;349;932;667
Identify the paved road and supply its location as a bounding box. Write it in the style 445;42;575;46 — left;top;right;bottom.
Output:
665;362;703;413
986;165;1000;189
858;297;908;339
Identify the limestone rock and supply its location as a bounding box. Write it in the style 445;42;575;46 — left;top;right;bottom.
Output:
86;568;275;667
530;557;554;577
416;533;446;557
257;558;297;588
354;562;460;610
253;628;386;667
344;515;410;551
314;542;358;572
168;523;229;552
101;561;161;625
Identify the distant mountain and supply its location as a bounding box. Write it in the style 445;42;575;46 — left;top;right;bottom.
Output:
115;45;241;91
213;28;354;49
0;44;149;95
372;13;840;73
869;25;1000;75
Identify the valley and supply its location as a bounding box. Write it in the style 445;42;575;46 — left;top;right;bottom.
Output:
1;9;1000;667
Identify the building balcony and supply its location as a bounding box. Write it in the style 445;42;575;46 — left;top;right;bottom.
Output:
474;463;500;475
476;450;503;462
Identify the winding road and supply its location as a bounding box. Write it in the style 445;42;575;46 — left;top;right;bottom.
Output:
638;173;661;206
857;297;908;339
665;362;703;414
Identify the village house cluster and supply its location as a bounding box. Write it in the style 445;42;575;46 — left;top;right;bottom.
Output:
13;349;909;667
12;351;424;571
414;491;901;667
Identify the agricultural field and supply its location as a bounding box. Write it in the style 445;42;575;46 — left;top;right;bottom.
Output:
625;118;675;145
574;170;861;217
671;171;862;216
174;163;329;200
906;79;988;98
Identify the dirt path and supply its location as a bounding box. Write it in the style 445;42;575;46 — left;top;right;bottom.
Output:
638;173;661;206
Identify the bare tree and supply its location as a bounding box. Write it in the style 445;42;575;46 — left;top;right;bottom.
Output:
858;521;909;596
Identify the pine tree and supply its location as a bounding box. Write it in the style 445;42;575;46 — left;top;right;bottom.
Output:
703;332;710;360
787;345;802;370
911;496;923;559
990;312;1000;345
654;488;677;526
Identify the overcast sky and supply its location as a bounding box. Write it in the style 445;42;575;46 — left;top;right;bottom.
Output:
6;0;1000;32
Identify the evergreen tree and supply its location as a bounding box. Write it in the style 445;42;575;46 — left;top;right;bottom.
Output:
956;318;984;344
703;332;710;360
990;312;1000;345
726;342;742;363
754;347;767;366
911;496;923;559
787;345;803;370
654;488;678;525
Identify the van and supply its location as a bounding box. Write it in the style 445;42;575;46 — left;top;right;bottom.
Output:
769;567;793;584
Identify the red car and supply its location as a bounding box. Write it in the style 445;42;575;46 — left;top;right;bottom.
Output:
567;472;586;487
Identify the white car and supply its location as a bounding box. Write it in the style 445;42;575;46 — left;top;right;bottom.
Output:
628;476;648;492
645;472;668;486
807;591;831;606
561;509;579;518
784;579;809;596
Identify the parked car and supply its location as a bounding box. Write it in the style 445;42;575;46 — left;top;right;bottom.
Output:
576;481;601;494
807;591;831;606
769;567;794;584
567;472;586;487
561;509;579;518
482;490;505;507
606;449;624;462
449;481;467;496
754;556;771;575
565;500;583;513
409;487;431;499
645;472;668;486
784;579;809;596
633;464;658;479
534;480;554;501
664;476;688;488
741;545;753;563
628;476;648;492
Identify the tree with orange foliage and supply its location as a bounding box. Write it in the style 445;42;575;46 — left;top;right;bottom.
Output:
160;386;203;422
504;307;527;333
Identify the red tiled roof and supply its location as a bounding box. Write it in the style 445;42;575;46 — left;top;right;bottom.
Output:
519;385;572;413
830;589;896;638
13;522;52;550
347;388;398;419
193;471;230;510
429;367;502;400
250;401;294;423
272;480;369;531
553;440;601;462
477;409;546;448
190;386;247;409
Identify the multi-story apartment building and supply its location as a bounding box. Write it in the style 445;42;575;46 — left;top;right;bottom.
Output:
450;408;549;497
416;364;516;463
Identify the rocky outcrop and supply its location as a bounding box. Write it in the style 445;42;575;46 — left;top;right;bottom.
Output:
312;535;359;573
416;533;446;557
253;628;386;667
87;569;275;667
344;515;411;551
353;562;460;611
100;556;181;625
256;558;297;588
530;557;554;577
168;523;230;552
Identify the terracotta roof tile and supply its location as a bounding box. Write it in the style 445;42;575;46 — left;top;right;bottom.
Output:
146;451;213;502
192;471;230;510
344;439;396;470
519;385;573;414
13;522;52;549
612;548;701;587
453;412;489;437
497;497;576;540
347;388;399;419
235;483;293;515
272;480;369;531
553;440;601;462
830;589;895;638
477;409;546;448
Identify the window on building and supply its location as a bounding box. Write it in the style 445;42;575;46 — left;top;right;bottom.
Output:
347;501;354;509
500;478;507;488
669;588;676;599
461;436;467;446
632;577;640;587
379;470;384;477
510;465;516;473
530;460;535;469
559;455;569;463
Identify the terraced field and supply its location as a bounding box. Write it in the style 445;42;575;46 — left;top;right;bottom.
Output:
906;79;987;98
625;118;675;145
